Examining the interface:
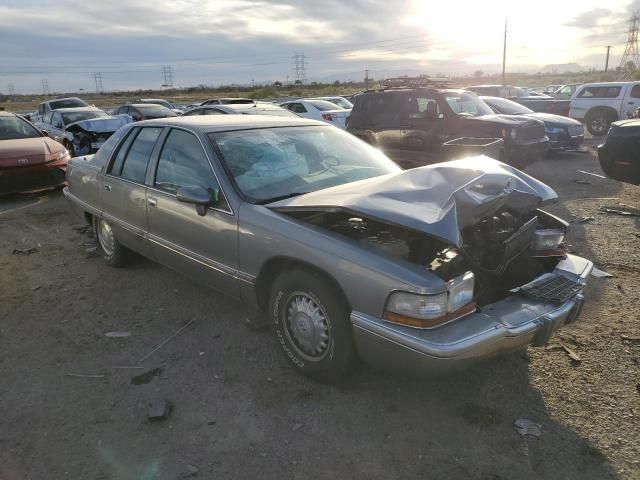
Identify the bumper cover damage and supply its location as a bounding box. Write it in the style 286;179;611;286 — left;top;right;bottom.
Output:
351;255;592;372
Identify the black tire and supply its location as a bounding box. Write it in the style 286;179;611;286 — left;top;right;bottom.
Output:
269;268;355;380
93;216;130;267
585;110;615;136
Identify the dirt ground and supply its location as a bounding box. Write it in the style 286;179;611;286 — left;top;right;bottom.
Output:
1;146;639;480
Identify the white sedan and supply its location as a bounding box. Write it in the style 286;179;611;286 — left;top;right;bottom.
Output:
279;99;350;129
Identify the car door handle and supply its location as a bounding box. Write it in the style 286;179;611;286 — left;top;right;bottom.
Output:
148;197;157;208
103;184;111;191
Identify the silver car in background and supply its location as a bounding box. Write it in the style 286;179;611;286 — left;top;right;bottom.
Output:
64;116;592;379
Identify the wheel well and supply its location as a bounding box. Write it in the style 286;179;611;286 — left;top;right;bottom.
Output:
586;106;618;121
254;257;350;311
83;211;93;226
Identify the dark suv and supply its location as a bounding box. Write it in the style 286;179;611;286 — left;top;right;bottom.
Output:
347;84;548;168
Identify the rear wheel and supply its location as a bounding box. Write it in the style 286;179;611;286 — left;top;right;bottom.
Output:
585;110;615;136
269;268;355;380
93;216;130;267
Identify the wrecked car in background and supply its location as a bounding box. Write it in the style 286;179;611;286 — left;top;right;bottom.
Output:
31;97;90;123
35;107;131;157
64;115;592;379
0;111;70;194
597;118;640;185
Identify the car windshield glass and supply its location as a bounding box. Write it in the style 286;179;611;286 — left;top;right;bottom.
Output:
49;98;89;109
322;98;353;109
135;105;174;116
141;100;173;109
445;93;494;116
484;97;533;115
308;100;345;111
61;111;108;125
0;116;41;140
209;126;400;203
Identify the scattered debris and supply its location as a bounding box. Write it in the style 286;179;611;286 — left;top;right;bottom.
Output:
591;267;613;278
147;399;172;421
573;216;595;224
131;368;163;385
576;170;607;179
207;419;217;425
573;179;592;185
72;225;92;234
600;206;640;217
561;344;582;363
84;246;99;258
601;263;640;274
544;344;563;351
617;285;626;294
621;335;640;342
66;373;105;379
112;366;145;370
137;316;197;364
514;418;542;437
30;285;41;291
12;247;38;255
292;423;304;431
178;464;199;478
104;331;131;338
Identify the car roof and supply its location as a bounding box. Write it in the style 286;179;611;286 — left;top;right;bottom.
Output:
127;103;169;108
581;81;639;87
41;97;84;104
54;107;103;113
0;111;16;117
135;114;326;133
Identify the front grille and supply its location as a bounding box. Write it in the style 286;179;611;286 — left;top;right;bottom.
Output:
568;125;584;137
520;123;545;142
520;273;584;303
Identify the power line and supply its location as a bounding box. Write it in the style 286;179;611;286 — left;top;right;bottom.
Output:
93;72;104;93
162;65;174;87
618;11;639;76
8;83;15;95
292;52;307;84
41;78;50;95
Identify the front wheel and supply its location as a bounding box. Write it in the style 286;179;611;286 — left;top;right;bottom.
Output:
269;268;355;380
93;217;130;267
585;112;614;136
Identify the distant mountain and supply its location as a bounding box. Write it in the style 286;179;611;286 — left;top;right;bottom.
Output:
540;63;584;73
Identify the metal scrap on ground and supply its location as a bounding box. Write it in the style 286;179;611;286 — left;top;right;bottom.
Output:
514;418;542;437
600;205;640;217
591;267;613;278
561;344;582;362
137;316;197;364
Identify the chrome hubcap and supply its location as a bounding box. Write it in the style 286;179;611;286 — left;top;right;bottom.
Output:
591;118;608;135
97;219;115;257
284;292;330;361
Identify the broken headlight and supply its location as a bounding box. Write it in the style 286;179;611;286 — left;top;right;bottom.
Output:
384;272;475;329
533;229;565;251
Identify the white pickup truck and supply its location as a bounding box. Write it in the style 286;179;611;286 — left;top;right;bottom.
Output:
569;81;640;136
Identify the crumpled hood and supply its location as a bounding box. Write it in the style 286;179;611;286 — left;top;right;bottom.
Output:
269;156;557;247
65;115;131;133
526;112;582;126
467;114;540;127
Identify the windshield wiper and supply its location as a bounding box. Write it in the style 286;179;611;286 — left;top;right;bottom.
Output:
257;191;311;205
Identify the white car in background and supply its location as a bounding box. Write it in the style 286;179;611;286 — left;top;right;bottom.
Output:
279;99;351;129
310;96;354;109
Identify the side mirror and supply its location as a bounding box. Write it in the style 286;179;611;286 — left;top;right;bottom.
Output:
41;129;49;137
176;185;218;216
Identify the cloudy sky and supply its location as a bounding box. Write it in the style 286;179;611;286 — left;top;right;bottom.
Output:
0;0;638;93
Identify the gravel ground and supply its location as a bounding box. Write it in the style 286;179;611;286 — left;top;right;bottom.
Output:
1;147;638;480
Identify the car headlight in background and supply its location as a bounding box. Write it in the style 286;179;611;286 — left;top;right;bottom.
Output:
533;229;565;251
384;272;475;329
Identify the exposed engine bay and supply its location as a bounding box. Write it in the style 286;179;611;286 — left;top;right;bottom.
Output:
282;208;568;306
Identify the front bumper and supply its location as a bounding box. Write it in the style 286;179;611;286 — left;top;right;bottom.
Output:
0;160;67;195
351;254;592;373
547;133;585;151
505;139;547;168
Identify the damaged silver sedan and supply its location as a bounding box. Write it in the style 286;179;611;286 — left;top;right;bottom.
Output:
64;116;592;379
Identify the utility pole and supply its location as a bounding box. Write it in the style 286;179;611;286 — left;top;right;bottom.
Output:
8;83;15;96
605;46;611;72
162;65;174;88
292;52;307;84
364;69;370;89
41;79;50;95
93;72;104;93
618;12;639;77
501;18;507;85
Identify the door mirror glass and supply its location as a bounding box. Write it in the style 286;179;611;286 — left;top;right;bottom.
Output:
176;185;218;216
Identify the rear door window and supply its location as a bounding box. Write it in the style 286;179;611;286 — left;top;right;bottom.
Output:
109;127;162;182
630;84;640;98
578;86;622;98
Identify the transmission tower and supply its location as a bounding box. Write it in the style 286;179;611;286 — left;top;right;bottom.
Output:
41;79;50;95
93;72;104;93
162;65;174;87
8;83;15;96
618;12;640;77
292;52;307;84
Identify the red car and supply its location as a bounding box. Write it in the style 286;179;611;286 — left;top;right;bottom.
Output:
0;111;70;195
